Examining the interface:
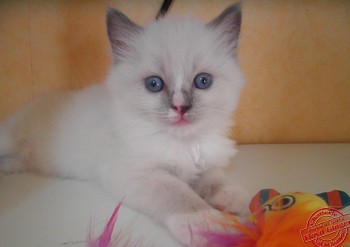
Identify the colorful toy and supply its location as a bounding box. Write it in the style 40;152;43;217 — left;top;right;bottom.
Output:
203;189;350;247
87;189;350;247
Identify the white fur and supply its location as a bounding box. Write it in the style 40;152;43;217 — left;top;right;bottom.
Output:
0;6;247;246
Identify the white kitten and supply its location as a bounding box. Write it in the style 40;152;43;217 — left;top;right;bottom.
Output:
0;4;247;246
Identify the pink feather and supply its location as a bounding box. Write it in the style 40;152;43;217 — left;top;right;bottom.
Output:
88;200;123;247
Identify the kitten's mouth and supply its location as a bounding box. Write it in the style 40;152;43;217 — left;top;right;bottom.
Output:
164;108;194;127
173;117;190;126
170;114;193;126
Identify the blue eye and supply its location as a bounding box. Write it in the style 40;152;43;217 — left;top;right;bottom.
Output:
145;76;164;93
194;73;212;89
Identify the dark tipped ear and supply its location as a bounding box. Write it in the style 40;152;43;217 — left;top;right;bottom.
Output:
106;7;143;63
207;3;242;53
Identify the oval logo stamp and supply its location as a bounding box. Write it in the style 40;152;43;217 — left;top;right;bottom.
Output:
300;207;350;247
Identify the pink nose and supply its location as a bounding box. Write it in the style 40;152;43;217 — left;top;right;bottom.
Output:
171;104;192;115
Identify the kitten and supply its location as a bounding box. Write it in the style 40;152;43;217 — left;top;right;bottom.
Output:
0;4;247;246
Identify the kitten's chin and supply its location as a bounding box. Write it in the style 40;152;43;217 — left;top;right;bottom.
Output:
166;125;196;138
163;118;201;138
157;112;201;137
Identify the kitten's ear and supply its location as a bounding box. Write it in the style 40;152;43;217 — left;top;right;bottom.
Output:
106;7;143;63
207;3;242;54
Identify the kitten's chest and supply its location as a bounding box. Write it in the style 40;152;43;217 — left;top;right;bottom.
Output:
135;135;236;182
165;141;207;181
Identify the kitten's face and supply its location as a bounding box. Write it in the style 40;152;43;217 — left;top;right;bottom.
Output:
106;5;244;137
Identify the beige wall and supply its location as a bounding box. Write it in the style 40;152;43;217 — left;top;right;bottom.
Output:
0;0;349;144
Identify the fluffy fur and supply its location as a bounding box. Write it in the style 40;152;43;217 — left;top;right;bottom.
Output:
0;4;246;246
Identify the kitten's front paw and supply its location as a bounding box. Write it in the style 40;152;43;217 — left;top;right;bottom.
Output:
208;186;250;216
165;209;234;247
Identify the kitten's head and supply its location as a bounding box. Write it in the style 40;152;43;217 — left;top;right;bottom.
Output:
106;4;244;138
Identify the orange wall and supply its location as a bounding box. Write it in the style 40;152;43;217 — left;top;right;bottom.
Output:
0;0;349;144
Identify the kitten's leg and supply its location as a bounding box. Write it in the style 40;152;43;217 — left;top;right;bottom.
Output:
192;167;250;216
0;116;26;173
101;168;233;246
0;117;15;156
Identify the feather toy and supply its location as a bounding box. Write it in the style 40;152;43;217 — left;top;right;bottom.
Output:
88;200;123;247
88;189;350;247
202;189;350;247
87;199;144;247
